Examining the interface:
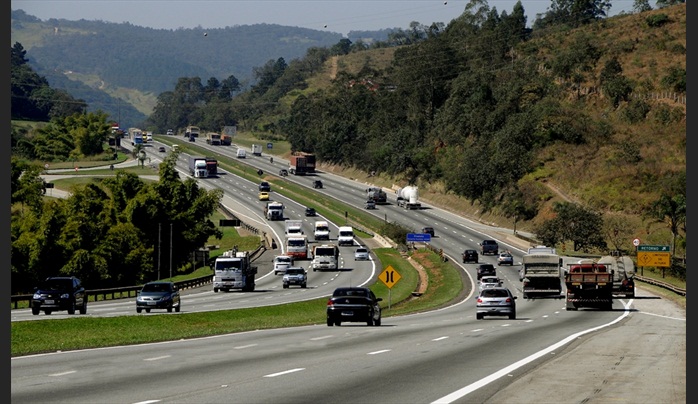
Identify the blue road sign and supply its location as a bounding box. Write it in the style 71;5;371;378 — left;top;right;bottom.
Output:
407;233;431;243
267;142;273;149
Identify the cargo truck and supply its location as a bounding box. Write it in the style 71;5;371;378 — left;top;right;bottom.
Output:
206;132;221;145
286;235;309;259
252;144;263;156
288;153;316;175
264;201;284;221
285;220;304;236
188;156;208;178
366;187;387;204
212;249;257;292
220;134;232;145
564;261;614;311
185;125;200;138
311;244;340;271
521;246;563;299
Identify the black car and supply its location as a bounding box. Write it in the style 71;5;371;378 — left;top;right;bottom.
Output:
136;281;181;313
422;227;435;237
305;207;316;216
313;180;323;189
327;287;382;326
258;181;271;192
279;169;288;177
476;263;496;280
462;249;479;263
31;276;87;315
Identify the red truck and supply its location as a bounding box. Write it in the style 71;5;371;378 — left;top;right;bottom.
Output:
564;262;614;311
288;153;316;175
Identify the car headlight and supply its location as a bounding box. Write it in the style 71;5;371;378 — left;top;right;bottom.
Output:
60;293;70;299
32;293;41;299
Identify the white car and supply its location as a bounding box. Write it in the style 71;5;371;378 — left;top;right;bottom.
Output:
354;247;370;261
273;255;293;275
478;276;503;291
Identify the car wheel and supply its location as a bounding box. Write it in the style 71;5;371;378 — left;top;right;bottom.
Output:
302;283;306;288
167;307;173;313
509;313;516;320
367;316;373;326
32;307;40;315
137;308;142;313
374;317;381;326
283;284;288;289
335;320;341;326
80;302;87;314
145;309;151;313
68;302;76;315
213;288;219;293
44;310;52;315
175;304;181;313
476;313;483;320
327;318;334;326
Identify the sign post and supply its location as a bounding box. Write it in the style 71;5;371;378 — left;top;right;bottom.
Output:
378;265;402;309
637;245;671;267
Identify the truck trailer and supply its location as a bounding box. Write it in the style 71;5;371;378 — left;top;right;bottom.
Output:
564;261;614;311
366;187;388;204
212;249;257;292
188;156;208;178
251;144;263;156
521;246;563;299
288;153;316;175
205;157;218;177
206;132;221;145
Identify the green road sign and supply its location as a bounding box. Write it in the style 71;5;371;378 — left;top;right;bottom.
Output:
637;245;671;252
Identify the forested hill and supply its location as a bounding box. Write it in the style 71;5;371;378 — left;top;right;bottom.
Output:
10;9;347;127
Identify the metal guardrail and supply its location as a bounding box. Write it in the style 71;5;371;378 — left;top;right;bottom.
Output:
635;275;686;296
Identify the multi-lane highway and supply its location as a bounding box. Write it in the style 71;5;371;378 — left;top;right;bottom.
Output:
13;136;686;403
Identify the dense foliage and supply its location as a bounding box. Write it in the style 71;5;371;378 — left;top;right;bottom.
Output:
10;154;223;294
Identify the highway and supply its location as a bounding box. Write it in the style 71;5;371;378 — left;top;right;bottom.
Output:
14;136;686;403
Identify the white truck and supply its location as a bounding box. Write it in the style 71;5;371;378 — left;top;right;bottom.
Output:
252;144;263;156
212;249;257;292
396;185;421;210
285;235;309;260
264;201;284;221
311;244;339;272
313;220;331;241
520;246;563;299
285;220;303;236
188;156;208;178
236;148;246;158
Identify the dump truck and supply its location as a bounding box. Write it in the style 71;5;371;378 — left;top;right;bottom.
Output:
288;153;316;175
185;125;200;138
396;185;421;209
206;132;221;145
596;252;636;298
264;201;284;221
220;134;232;146
212;249;257;292
188;156;208;178
521;246;563;299
564;261;614;311
205;157;218;177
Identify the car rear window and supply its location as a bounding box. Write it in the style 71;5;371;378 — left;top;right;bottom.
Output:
481;289;509;298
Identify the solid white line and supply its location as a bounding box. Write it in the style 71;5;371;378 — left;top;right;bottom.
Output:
264;368;305;377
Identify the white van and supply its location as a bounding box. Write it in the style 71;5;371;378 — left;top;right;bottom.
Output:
236;148;246;158
313;221;330;241
337;226;355;246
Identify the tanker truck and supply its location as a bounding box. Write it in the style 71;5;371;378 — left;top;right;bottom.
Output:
396;186;421;210
596;252;636;298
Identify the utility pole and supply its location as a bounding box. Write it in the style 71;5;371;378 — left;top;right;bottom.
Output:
170;223;173;279
157;223;161;280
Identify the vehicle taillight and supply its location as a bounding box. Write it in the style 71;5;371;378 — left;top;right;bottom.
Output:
327;300;334;307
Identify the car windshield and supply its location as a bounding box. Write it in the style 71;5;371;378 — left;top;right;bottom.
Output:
481;289;509;298
143;283;170;292
42;279;72;290
286;268;303;275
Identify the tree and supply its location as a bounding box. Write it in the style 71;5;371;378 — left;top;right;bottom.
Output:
632;0;652;13
645;193;686;269
533;202;607;252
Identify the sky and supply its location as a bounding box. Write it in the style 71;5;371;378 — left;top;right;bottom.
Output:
12;0;638;37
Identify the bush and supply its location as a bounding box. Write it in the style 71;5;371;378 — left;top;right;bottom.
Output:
646;14;670;27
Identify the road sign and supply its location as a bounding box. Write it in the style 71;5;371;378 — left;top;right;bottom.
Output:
633;238;640;247
407;233;431;243
379;265;401;289
637;252;671;267
267;142;273;149
637;245;670;252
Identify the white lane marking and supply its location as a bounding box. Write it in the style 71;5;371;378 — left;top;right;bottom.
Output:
367;349;391;355
144;355;171;361
264;368;305;377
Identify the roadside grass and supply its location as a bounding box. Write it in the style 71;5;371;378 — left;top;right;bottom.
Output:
11;247;459;357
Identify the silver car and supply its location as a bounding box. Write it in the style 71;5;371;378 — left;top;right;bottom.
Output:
354;247;370;261
478;276;503;291
273;255;293;275
476;287;517;320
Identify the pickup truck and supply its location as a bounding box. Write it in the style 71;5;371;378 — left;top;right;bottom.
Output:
479;239;499;256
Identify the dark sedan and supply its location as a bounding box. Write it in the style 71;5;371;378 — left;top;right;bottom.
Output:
31;276;87;315
136;281;181;313
326;287;382;326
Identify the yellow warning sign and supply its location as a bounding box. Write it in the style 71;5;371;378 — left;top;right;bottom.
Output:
379;265;402;289
637;252;671;267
